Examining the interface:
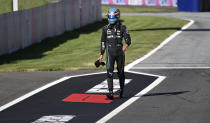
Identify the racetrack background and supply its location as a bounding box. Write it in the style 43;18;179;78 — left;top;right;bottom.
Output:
0;1;210;123
0;16;187;71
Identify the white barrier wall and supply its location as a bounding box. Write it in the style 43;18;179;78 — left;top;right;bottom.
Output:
0;14;8;55
0;0;101;56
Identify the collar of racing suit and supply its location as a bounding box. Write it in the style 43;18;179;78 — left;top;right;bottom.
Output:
108;21;121;30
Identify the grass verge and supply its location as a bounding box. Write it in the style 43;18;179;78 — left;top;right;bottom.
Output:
0;0;52;14
0;0;12;14
18;0;52;10
0;16;188;72
0;1;176;15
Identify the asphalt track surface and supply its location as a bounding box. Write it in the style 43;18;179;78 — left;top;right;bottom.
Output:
0;72;159;122
0;12;210;123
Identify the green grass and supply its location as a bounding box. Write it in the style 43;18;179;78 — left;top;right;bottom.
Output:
0;0;12;14
18;0;52;10
0;1;177;15
0;0;52;14
0;16;188;72
102;5;177;13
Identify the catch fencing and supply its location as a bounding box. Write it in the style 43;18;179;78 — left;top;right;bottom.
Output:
0;0;101;56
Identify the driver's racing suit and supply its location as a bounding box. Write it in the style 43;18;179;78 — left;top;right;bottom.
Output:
100;22;131;95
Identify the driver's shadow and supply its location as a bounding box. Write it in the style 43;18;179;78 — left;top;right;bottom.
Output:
119;91;190;99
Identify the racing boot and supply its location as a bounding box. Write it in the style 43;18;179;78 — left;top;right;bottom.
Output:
119;89;124;98
107;90;114;100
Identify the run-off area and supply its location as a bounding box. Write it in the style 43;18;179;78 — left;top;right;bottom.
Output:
0;71;161;123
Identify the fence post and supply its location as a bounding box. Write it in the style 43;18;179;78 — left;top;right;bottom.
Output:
13;0;18;11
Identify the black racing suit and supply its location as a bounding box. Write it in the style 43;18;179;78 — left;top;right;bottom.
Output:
100;22;131;93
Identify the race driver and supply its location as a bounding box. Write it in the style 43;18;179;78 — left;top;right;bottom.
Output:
98;8;131;99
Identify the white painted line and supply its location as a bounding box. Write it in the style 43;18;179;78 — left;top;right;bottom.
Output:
132;67;210;69
0;76;70;112
0;71;161;112
96;75;166;123
127;70;162;77
0;72;107;112
69;71;106;78
32;115;75;123
86;79;132;93
125;19;194;71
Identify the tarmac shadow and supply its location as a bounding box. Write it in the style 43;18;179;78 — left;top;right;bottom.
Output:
121;91;190;99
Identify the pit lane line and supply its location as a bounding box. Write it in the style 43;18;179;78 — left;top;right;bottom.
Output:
0;18;194;122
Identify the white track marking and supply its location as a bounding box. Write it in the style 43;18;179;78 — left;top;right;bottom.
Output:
32;115;75;123
0;71;160;112
96;76;166;123
0;77;70;112
132;67;210;69
125;19;194;71
86;79;132;93
68;71;106;78
127;70;163;77
0;72;106;112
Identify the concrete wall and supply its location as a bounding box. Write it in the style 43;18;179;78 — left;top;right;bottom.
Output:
0;0;101;56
